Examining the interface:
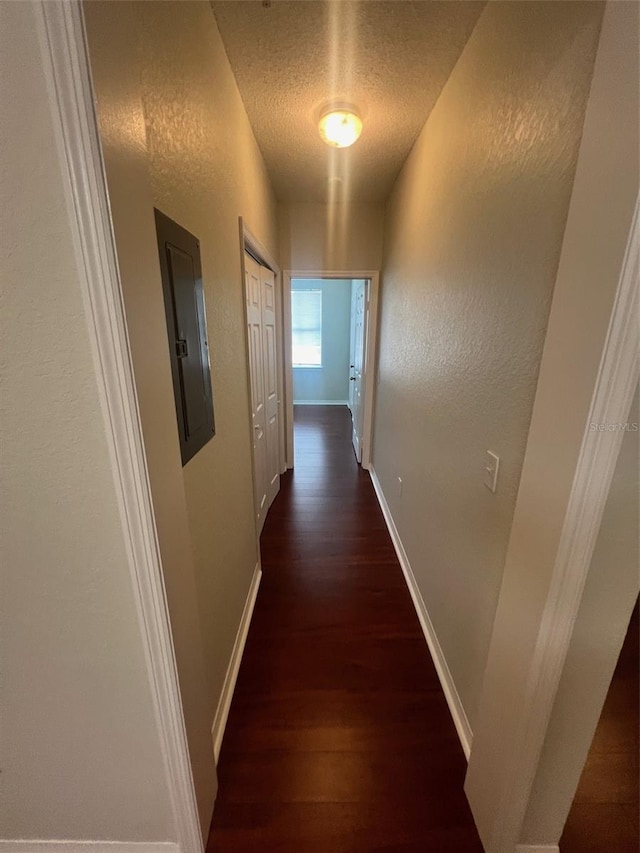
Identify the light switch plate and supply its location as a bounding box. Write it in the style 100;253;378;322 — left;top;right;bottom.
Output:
397;476;403;497
484;451;500;493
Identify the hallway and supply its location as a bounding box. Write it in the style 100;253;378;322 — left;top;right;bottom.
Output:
207;406;484;851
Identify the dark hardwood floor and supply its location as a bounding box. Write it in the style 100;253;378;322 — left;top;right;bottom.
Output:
561;599;639;853
207;405;483;852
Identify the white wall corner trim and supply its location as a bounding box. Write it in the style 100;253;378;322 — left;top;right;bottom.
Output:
34;3;203;852
369;467;473;759
515;846;560;853
211;563;262;764
494;195;639;852
0;843;179;853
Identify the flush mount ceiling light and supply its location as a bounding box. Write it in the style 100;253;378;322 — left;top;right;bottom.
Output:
318;105;363;148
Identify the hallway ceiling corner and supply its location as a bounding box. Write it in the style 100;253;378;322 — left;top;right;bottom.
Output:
210;1;485;203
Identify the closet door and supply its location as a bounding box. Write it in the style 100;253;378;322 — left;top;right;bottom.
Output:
245;253;268;531
260;264;281;509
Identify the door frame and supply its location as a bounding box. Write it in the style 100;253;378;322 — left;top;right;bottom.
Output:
239;219;285;537
36;2;203;850
283;270;380;471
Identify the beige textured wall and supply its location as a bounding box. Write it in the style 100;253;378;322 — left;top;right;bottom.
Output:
0;2;173;841
140;2;278;714
466;2;639;847
279;201;383;271
84;0;279;832
372;0;603;731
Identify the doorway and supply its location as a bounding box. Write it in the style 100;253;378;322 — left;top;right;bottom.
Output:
284;271;380;470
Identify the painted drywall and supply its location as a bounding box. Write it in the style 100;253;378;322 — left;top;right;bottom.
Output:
212;1;485;203
83;0;217;831
84;0;279;833
521;392;639;844
466;2;639;848
0;2;173;841
279;202;383;271
292;279;352;403
138;0;278;720
372;0;604;733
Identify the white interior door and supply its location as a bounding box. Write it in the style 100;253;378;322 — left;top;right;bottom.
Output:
260;264;280;509
245;253;268;531
348;281;357;414
350;280;366;462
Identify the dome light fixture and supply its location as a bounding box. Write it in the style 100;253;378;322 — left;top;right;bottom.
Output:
318;105;363;148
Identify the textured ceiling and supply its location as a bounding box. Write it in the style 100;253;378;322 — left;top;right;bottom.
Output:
211;1;485;202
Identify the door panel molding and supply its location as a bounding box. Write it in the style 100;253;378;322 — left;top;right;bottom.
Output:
260;266;280;507
239;220;283;533
244;253;268;532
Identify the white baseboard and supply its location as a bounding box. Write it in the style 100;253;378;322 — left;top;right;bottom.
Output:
516;846;560;853
211;563;262;763
369;467;473;760
0;843;179;853
293;400;349;406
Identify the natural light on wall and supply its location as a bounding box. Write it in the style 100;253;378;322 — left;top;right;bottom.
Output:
292;290;322;367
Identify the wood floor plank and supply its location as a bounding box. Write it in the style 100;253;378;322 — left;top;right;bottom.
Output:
207;405;482;851
561;600;639;852
221;690;460;755
208;803;485;853
215;749;470;805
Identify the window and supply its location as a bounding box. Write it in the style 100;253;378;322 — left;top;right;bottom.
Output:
291;289;322;367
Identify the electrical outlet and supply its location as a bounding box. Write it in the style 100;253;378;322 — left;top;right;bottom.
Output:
484;451;499;493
